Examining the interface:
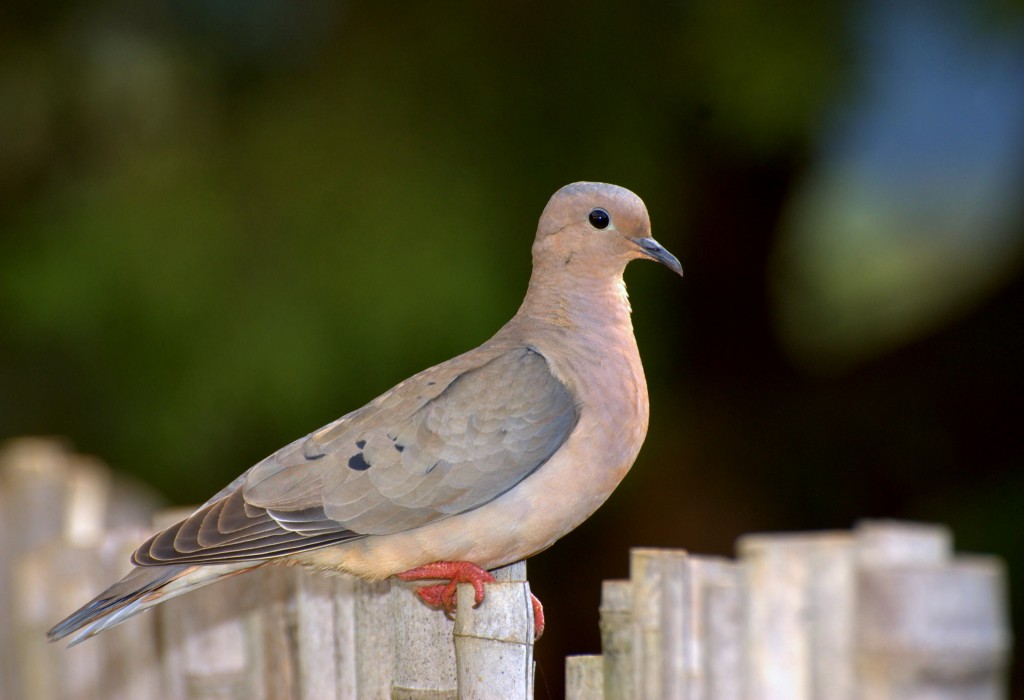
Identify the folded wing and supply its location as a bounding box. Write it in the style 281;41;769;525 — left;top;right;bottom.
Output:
132;346;578;566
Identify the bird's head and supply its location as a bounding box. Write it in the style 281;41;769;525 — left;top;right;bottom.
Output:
533;182;682;278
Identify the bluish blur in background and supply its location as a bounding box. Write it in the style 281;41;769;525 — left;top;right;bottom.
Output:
2;0;1023;695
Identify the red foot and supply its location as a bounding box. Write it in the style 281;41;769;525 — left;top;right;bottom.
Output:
531;592;545;639
396;560;546;640
397;561;495;614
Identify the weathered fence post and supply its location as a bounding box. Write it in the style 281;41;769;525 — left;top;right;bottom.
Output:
630;547;689;700
294;568;338;698
565;654;604;700
599;579;634;700
703;563;743;700
1;439;79;700
739;531;856;700
388;560;535;699
3;439;162;700
579;520;1011;700
293;570;393;699
389;577;458;699
627;549;740;699
685;556;740;700
1;439;1015;700
159;562;264;700
855;519;952;566
453;561;534;699
858;556;1011;700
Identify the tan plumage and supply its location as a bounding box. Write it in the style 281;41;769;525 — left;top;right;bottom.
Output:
47;181;682;645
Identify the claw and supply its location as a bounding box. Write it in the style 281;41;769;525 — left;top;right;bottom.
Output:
397;561;496;615
530;592;545;639
397;560;545;640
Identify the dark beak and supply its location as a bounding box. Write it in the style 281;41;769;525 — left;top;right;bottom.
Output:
634;237;683;276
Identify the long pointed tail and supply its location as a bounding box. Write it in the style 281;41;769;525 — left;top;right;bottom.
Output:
46;561;254;646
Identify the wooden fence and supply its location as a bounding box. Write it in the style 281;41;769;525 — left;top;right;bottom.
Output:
0;438;1013;699
566;525;1011;700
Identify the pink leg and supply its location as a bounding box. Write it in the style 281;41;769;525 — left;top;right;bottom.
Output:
396;560;546;640
530;592;545;639
397;561;495;614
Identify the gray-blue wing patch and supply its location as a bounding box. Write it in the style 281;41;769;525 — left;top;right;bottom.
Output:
133;346;578;566
315;346;579;533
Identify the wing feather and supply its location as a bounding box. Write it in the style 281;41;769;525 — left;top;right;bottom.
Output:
132;345;578;567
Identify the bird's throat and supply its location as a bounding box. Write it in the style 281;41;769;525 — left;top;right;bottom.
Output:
518;271;634;333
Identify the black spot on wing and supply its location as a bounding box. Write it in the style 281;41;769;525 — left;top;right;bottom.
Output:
355;439;366;449
395;443;405;453
302;439;326;460
348;453;371;471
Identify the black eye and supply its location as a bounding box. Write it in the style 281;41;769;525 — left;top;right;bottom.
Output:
588;208;610;229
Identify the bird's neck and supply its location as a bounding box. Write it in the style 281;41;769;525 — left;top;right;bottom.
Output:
508;267;649;450
514;268;635;337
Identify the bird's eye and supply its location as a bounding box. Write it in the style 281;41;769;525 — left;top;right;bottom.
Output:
588;208;610;229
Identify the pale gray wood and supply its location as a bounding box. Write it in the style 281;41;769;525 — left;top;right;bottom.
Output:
154;557;294;700
292;568;393;700
104;472;164;532
230;566;291;700
1;439;74;549
16;543;84;700
739;533;811;700
17;450;161;700
630;548;690;700
334;577;360;700
599;580;633;700
17;534;154;700
51;545;105;700
164;575;255;700
389;578;457;700
7;447;139;700
1;438;158;700
155;507;273;700
158;575;187;700
804;536;857;700
856;556;1010;700
61;455;113;545
686;557;739;700
492;559;528;583
254;567;298;700
353;579;395;699
296;569;342;700
453;579;535;699
738;532;855;700
855;520;952;567
6;448;1013;700
0;440;77;700
65;470;153;700
565;655;604;700
703;571;743;700
97;529;163;700
155;508;198;700
314;575;395;700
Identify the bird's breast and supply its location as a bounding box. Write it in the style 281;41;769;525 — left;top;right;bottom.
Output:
295;324;651;577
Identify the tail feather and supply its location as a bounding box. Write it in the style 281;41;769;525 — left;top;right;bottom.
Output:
47;562;254;646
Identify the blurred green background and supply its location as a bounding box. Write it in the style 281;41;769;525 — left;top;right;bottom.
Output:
2;0;1023;695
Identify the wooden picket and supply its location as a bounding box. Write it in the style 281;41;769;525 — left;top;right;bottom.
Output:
0;438;1012;699
568;522;1010;700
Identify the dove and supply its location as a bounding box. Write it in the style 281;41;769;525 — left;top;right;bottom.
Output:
47;181;682;645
